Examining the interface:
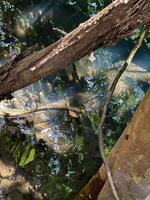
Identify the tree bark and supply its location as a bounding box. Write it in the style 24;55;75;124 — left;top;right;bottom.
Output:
74;88;150;200
0;0;150;99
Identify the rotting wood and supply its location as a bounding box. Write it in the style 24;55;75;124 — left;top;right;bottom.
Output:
0;0;150;99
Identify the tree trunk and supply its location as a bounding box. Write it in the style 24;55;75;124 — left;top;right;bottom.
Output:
0;0;150;99
74;88;150;200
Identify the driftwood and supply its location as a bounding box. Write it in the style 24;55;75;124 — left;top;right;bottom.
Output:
0;0;150;99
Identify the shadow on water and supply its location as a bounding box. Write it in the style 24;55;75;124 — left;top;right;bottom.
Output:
107;39;150;71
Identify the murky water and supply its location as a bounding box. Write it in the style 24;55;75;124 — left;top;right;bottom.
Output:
0;1;150;199
0;44;149;199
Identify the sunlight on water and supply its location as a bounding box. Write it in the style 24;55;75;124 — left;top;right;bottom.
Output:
0;1;149;198
16;1;53;37
0;36;149;200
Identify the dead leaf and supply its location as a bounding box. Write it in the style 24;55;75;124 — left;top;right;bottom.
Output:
68;110;78;118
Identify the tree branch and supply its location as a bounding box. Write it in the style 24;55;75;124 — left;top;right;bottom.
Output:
0;101;81;119
96;26;148;200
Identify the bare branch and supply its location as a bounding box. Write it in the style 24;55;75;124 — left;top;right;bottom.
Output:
0;101;81;119
96;26;148;200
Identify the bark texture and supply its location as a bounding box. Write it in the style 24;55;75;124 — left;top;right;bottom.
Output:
0;0;150;99
75;88;150;200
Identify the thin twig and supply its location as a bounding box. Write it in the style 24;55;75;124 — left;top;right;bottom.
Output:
52;27;68;36
96;26;148;200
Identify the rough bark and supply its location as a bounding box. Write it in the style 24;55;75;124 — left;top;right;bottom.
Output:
74;88;150;200
0;0;150;99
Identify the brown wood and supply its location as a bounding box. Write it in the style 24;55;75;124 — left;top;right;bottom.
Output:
74;173;105;200
0;0;150;99
74;88;150;200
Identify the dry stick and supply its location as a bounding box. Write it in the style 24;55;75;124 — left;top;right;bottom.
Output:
0;101;81;118
96;26;148;200
16;104;81;118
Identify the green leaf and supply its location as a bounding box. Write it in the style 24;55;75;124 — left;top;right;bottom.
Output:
12;143;21;158
19;143;35;167
19;143;31;167
22;148;35;166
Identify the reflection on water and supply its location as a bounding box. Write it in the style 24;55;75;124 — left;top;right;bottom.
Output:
0;1;149;198
0;45;149;199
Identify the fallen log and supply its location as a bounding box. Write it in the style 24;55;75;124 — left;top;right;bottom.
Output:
0;0;150;99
